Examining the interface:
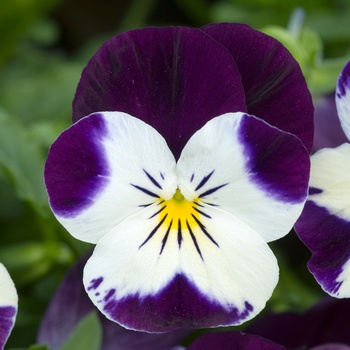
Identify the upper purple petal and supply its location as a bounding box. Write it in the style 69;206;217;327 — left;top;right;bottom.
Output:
38;254;190;350
72;26;246;159
187;331;286;350
247;297;350;349
202;23;314;152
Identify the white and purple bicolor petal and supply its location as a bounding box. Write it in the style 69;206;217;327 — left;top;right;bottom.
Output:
295;60;350;297
45;111;310;332
0;263;17;350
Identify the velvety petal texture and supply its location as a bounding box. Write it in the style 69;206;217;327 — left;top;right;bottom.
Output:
187;331;285;350
201;22;314;152
0;263;18;350
73;24;314;157
72;26;247;159
45;110;310;332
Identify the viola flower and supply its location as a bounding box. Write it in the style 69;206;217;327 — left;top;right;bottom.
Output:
0;263;18;350
44;24;313;332
295;60;350;298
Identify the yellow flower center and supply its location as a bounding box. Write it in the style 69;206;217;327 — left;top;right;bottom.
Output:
161;188;200;230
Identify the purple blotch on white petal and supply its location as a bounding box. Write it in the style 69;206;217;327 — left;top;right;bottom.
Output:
45;113;110;218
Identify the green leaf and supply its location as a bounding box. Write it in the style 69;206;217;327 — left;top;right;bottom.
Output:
59;311;102;350
0;0;62;65
0;110;48;215
28;345;51;350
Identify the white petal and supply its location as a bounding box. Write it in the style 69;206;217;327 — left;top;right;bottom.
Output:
309;143;350;220
177;112;309;242
49;112;177;243
0;264;17;308
83;199;278;331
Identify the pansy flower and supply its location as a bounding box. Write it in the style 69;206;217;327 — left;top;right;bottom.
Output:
295;60;350;298
0;263;18;350
44;23;313;332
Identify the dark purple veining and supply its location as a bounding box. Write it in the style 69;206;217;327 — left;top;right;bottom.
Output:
44;113;110;218
87;277;104;291
72;26;246;160
238;114;310;204
101;274;254;332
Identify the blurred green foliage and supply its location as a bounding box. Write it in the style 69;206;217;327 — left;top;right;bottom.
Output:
0;0;349;348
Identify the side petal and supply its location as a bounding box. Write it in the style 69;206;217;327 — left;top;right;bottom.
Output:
295;143;350;297
0;263;17;350
83;203;278;332
336;60;350;140
202;23;314;152
45;112;177;244
72;26;246;159
177;112;310;243
187;331;286;350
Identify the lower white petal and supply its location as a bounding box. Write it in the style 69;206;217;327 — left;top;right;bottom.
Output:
83;200;278;332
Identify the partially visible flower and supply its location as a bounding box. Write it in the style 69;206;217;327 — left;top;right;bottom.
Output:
45;24;313;332
247;297;350;350
0;263;18;350
295;60;350;298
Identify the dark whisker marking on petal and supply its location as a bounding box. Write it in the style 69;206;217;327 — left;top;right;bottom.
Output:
192;206;212;218
191;214;219;247
160;172;165;180
149;205;166;219
202;201;219;207
160;219;172;255
190;173;194;182
193;201;205;208
158;200;164;205
131;184;159;198
186;221;203;260
139;214;168;249
195;170;215;191
138;203;153;208
177;219;183;248
143;169;162;189
199;183;228;198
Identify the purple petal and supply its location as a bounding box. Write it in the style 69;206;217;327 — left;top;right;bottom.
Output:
44;113;110;218
0;306;17;350
187;331;286;350
295;200;350;296
247;297;350;348
202;23;314;152
72;26;246;159
38;254;190;350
